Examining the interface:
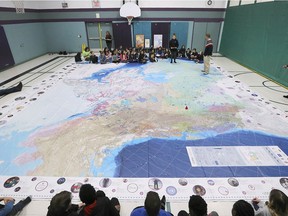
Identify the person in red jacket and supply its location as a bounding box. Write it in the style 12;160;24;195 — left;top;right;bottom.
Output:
202;33;213;75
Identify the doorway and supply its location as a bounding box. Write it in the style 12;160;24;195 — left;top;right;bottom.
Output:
86;22;114;50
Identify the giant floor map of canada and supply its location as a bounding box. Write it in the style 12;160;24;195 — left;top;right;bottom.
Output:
0;59;288;200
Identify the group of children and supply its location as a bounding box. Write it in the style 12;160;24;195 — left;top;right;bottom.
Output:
75;46;204;64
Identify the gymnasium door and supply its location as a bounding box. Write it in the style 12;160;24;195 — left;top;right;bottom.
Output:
151;22;171;48
0;26;14;71
191;22;221;53
86;22;114;50
112;22;132;49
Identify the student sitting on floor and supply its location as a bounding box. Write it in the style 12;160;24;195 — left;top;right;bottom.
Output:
90;51;98;64
82;47;91;61
195;51;204;63
179;45;186;58
164;48;171;59
100;51;110;64
191;48;198;60
0;82;23;96
178;195;218;216
75;52;82;63
130;191;171;216
186;48;192;59
120;50;128;63
103;47;112;63
138;50;148;64
129;48;138;63
232;200;254;216
118;46;123;55
149;53;157;63
112;50;120;64
0;195;32;216
78;184;119;216
252;189;288;216
156;47;163;58
47;191;79;216
149;50;157;62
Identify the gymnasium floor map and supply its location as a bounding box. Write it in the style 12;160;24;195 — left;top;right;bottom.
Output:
0;58;287;200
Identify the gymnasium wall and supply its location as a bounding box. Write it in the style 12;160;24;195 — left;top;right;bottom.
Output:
220;1;288;87
2;23;47;64
43;22;88;53
0;6;225;65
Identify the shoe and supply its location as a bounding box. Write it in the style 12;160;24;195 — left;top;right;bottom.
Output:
16;82;23;92
160;195;166;210
22;195;32;205
204;72;209;75
283;95;288;98
174;60;177;63
170;61;173;63
201;70;205;72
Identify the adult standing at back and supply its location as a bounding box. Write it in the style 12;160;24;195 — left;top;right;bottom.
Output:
169;33;179;64
105;31;112;51
202;33;213;75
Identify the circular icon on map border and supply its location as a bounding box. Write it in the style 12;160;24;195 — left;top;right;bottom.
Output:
228;178;239;187
166;186;177;196
193;185;206;196
31;177;37;181
71;182;82;193
218;186;229;196
57;178;66;185
100;178;112;188
35;181;48;191
14;187;21;192
207;180;215;186
148;178;163;190
178;178;188;186
127;183;138;193
280;178;288;190
4;176;20;188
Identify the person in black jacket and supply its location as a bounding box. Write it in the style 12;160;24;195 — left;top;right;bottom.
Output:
202;33;213;75
169;33;179;63
179;45;186;58
46;191;79;216
78;184;120;216
138;50;147;64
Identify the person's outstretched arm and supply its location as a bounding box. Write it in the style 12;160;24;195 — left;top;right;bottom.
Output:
0;199;14;216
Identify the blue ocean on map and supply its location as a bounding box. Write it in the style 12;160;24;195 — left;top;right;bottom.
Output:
91;130;288;178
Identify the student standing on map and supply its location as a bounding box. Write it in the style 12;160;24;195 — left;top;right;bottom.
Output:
169;33;179;64
202;33;213;75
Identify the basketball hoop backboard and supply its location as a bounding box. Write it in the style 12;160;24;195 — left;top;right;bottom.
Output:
120;2;141;25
